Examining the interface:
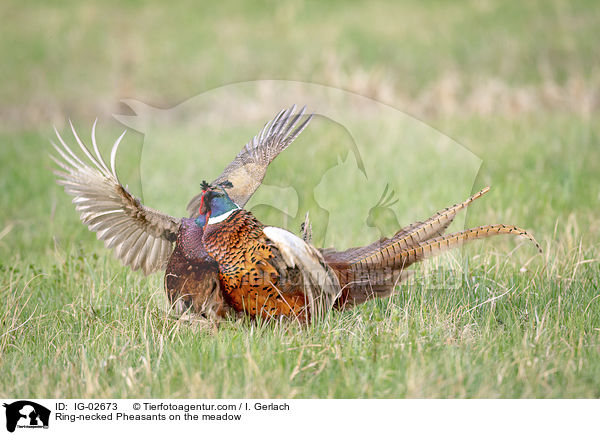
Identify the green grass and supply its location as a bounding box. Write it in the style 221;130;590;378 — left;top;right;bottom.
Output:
1;1;599;398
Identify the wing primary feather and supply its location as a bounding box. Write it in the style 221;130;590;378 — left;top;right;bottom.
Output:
124;230;147;268
110;130;127;179
275;105;296;139
91;118;111;175
69;119;106;173
263;110;282;143
50;142;81;171
280;105;304;138
286;112;313;146
53;126;86;168
258;115;274;144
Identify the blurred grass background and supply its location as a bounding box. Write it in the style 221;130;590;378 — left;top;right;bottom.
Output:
1;0;599;126
1;0;599;398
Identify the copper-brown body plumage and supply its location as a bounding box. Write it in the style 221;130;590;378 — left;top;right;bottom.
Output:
203;210;309;321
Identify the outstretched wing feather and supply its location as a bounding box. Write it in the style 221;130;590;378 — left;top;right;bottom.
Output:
52;124;181;275
187;105;313;216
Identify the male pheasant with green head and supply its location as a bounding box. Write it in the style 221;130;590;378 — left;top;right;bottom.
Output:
199;181;339;322
198;182;541;322
52;106;312;320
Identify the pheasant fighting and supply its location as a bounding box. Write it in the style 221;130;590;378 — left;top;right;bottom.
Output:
52;106;541;324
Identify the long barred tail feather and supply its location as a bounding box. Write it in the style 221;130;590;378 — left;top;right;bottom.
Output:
332;187;491;264
381;186;491;249
332;224;540;309
325;187;540;310
352;224;541;273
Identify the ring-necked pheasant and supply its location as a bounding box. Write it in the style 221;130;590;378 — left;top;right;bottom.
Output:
198;182;541;322
52;105;312;319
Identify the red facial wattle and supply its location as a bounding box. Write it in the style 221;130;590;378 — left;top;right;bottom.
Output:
199;194;205;215
199;191;210;230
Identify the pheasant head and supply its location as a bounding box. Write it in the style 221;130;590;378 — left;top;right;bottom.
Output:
198;180;239;227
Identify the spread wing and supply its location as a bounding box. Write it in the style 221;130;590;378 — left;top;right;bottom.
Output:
187;105;313;217
51;121;181;275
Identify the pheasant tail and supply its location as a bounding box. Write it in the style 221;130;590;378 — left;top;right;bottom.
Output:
327;187;491;264
352;224;541;272
325;188;541;309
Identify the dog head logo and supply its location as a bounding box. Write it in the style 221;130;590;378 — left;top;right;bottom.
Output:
3;401;50;432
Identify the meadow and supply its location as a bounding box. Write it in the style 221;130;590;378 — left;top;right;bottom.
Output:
1;0;599;398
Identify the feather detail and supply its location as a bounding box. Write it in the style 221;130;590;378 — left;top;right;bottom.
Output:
325;186;491;264
187;105;313;217
300;211;312;243
52;122;181;275
263;226;340;318
353;224;541;272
